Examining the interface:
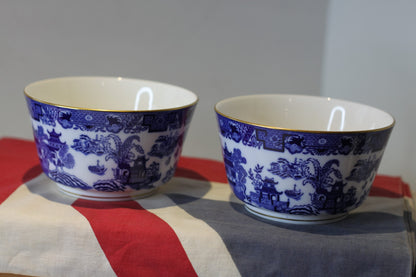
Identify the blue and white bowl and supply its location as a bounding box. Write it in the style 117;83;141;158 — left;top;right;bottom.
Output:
215;94;394;224
25;76;198;201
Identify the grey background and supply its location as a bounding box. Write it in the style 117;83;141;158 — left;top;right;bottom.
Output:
1;0;415;189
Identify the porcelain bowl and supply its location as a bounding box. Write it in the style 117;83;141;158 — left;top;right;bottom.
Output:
215;94;394;224
25;76;198;201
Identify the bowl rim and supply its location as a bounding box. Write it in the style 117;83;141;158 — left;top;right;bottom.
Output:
215;94;395;134
24;76;199;113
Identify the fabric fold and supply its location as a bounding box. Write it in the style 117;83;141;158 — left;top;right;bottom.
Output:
0;138;415;277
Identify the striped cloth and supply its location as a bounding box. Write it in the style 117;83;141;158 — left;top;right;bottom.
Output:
0;138;415;277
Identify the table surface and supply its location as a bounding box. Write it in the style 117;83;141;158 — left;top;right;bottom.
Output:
0;138;415;277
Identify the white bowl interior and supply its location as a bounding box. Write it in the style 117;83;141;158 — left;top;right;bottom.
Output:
216;94;394;132
25;77;198;111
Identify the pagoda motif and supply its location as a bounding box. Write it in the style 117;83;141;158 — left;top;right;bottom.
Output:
47;129;66;152
250;177;290;212
129;156;150;183
113;155;161;190
222;144;247;200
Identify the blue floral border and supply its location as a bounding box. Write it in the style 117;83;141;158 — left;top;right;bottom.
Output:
26;97;195;134
216;113;392;156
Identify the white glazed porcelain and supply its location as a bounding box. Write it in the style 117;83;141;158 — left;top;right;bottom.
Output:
26;76;197;111
216;94;394;132
216;94;394;224
25;76;198;201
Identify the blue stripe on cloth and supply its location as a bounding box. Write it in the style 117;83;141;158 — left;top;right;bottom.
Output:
166;192;415;277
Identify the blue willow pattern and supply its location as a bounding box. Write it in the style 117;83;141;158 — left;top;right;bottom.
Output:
28;99;194;192
223;144;383;215
218;114;391;216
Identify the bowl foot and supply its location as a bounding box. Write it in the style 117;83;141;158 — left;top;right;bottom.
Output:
56;183;158;201
244;204;348;225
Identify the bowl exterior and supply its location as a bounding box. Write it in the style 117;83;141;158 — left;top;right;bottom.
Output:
216;113;393;222
26;97;196;200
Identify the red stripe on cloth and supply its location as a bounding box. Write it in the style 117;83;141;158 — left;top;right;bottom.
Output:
73;199;198;277
176;156;227;183
369;175;412;198
0;138;42;204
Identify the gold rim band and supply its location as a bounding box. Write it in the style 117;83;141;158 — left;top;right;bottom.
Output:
24;76;198;113
215;94;395;134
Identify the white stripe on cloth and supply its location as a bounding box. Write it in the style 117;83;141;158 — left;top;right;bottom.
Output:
138;177;241;277
160;177;240;203
0;174;116;277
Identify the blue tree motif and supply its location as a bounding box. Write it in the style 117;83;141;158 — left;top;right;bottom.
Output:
267;157;354;214
302;159;342;190
57;144;75;170
302;159;356;213
347;156;381;182
148;133;179;158
72;134;162;191
102;135;144;165
248;164;265;191
72;134;145;168
269;157;344;191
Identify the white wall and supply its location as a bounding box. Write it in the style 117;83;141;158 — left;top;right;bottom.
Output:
322;0;416;188
0;0;327;161
2;1;413;188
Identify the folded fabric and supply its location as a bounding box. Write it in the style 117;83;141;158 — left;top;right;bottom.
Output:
0;138;415;277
